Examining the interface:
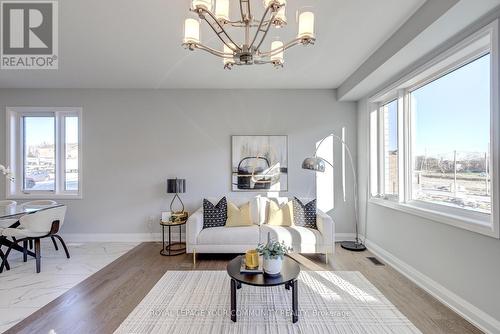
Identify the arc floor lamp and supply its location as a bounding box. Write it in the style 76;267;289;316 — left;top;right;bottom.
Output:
302;134;366;252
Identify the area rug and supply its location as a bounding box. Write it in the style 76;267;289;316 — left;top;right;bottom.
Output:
114;271;421;334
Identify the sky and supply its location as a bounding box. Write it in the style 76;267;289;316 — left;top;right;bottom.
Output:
385;53;490;156
411;53;490;157
25;116;78;146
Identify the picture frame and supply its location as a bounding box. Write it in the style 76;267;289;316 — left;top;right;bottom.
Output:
231;135;288;192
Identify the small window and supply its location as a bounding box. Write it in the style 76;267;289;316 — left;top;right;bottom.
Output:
64;116;80;191
382;99;399;199
369;109;379;197
7;107;82;199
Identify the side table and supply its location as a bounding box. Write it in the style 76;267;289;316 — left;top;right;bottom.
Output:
160;220;186;256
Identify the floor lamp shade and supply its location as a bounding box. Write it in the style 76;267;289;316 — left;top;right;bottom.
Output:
167;179;186;194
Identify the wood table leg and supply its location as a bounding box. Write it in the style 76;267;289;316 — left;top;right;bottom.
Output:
292;279;298;323
230;279;237;322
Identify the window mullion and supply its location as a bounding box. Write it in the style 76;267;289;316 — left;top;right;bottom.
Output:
398;89;410;203
55;112;64;195
16;113;23;195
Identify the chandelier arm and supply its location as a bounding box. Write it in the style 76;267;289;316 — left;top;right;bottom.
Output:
258;38;304;57
194;43;233;58
227;21;246;27
197;8;242;52
249;5;275;50
254;59;273;64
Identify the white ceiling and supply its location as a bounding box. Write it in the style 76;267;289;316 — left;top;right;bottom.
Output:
0;0;425;89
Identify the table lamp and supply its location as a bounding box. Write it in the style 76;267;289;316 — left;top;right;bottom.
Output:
167;178;186;214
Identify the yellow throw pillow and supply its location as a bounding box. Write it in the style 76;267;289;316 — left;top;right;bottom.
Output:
226;202;253;227
267;200;294;227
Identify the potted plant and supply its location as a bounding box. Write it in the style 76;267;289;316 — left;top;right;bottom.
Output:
257;233;292;276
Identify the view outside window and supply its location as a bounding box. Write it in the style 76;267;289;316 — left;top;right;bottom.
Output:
410;54;491;213
23;116;55;191
383;99;398;198
65;116;79;191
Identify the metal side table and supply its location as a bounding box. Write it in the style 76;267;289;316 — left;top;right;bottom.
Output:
160;220;186;256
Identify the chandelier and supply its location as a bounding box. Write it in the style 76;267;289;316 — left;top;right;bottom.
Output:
182;0;316;69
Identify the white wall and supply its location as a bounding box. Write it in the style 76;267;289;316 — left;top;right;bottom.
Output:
357;98;500;332
0;89;357;237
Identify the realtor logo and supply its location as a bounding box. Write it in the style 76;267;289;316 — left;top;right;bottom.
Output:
1;1;58;69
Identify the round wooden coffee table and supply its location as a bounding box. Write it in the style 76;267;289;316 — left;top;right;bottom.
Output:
226;255;300;323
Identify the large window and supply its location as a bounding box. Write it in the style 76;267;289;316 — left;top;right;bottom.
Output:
368;23;499;238
6;107;82;198
410;54;491;214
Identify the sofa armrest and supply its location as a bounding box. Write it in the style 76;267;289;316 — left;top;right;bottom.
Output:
186;208;203;250
316;211;335;248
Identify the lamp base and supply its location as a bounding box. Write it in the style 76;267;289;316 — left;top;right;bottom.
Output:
340;241;366;252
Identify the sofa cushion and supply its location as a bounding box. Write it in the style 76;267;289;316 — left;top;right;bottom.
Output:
293;197;317;229
261;225;323;250
226;202;252;227
203;197;227;229
267;200;294;226
197;226;260;245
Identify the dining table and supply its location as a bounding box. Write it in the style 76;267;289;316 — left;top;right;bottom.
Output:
0;203;64;271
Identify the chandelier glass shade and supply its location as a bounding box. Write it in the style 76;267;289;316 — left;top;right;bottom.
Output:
182;0;316;69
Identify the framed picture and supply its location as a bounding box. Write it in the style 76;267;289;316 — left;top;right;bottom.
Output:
231;135;288;192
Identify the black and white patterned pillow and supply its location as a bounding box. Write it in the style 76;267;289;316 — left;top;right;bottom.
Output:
203;197;227;229
293;197;317;229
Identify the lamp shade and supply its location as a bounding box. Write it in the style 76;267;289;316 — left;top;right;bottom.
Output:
297;8;315;39
302;157;327;172
167;178;186;194
192;0;212;11
271;40;284;64
183;18;200;44
215;0;229;22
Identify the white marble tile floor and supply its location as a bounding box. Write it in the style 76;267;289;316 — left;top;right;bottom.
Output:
0;241;137;332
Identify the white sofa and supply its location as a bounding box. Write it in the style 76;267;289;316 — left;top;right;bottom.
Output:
186;196;335;262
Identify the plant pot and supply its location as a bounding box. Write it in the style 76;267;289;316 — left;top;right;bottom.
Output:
263;257;283;276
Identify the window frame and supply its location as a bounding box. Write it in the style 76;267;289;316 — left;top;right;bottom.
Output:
368;21;499;238
5;107;83;199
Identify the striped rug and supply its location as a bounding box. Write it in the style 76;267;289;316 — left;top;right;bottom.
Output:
115;271;421;334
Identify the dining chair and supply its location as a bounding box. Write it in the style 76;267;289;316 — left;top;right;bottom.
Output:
0;206;68;273
21;200;59;251
0;201;17;272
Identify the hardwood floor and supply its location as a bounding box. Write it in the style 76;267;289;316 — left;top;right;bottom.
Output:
5;243;482;334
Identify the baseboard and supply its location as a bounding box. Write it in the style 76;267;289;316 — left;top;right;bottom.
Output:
62;233;167;242
63;232;357;244
365;239;500;334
